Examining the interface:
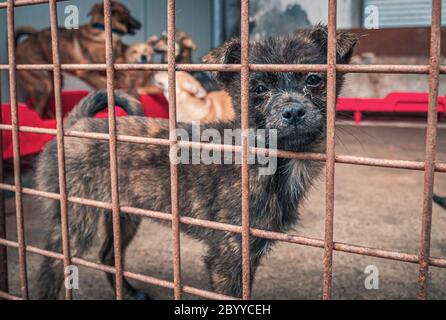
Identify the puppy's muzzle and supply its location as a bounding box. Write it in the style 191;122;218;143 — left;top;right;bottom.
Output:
281;103;307;125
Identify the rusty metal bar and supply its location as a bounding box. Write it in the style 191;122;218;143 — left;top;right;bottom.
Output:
0;29;7;296
417;0;442;300
3;122;446;172
167;0;182;300
1;63;446;75
240;0;251;300
103;0;124;300
0;290;22;300
337;120;446;130
323;0;337;300
6;0;28;300
1;229;446;273
0;0;69;8
48;0;72;300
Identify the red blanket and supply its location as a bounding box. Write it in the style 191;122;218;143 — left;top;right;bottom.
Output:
1;91;169;160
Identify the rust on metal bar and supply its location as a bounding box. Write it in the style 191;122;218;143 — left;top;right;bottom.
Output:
337;120;446;130
48;0;72;300
0;0;69;8
417;0;442;300
3;119;446;172
0;33;7;295
323;0;337;300
2;63;446;75
6;0;29;300
167;0;182;300
0;290;22;300
240;0;251;300
103;0;124;300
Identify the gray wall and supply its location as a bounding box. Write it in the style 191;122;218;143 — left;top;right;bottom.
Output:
0;0;211;102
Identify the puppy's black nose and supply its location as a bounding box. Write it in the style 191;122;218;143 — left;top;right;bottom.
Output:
282;104;306;124
141;55;148;63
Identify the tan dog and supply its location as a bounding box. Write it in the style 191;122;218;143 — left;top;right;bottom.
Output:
154;71;234;123
115;41;161;95
15;1;141;118
148;30;197;64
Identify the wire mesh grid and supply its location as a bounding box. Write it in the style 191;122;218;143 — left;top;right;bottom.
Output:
0;0;443;300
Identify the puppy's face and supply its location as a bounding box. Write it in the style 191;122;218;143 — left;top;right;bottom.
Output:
125;43;154;64
205;25;358;151
89;1;141;35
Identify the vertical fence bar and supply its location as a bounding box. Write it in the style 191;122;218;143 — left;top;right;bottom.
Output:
240;0;251;300
417;0;441;300
322;0;337;300
167;0;182;300
103;0;123;300
6;0;28;300
0;67;7;295
48;0;72;300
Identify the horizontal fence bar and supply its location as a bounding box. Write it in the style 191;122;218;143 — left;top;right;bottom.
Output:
1;64;446;74
0;124;445;173
337;120;446;130
0;0;69;8
0;290;22;300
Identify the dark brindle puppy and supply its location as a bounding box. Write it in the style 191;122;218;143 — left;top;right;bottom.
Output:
35;25;357;299
15;1;141;118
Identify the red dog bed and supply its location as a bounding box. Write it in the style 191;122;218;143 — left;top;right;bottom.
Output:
1;91;169;160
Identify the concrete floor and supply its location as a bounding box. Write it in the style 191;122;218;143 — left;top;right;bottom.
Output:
3;124;446;300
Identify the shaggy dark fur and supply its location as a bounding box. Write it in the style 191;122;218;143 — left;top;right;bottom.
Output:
34;25;358;299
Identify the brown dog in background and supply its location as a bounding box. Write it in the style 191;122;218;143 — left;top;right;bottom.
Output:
154;71;234;123
15;1;141;118
115;41;163;95
148;30;197;64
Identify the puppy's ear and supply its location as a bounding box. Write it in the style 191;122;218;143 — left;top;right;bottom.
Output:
203;38;241;87
336;31;359;64
308;24;358;64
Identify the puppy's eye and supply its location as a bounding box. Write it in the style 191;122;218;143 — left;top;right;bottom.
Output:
253;85;268;95
306;74;322;87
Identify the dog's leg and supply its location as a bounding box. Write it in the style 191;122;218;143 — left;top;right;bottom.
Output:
99;215;149;300
204;235;271;298
35;220;65;300
18;70;53;118
35;202;98;299
35;200;106;299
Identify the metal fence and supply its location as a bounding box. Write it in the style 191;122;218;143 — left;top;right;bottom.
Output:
0;0;444;300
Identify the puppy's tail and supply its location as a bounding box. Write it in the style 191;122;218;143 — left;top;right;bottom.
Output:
433;193;446;209
15;26;38;45
64;90;144;128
